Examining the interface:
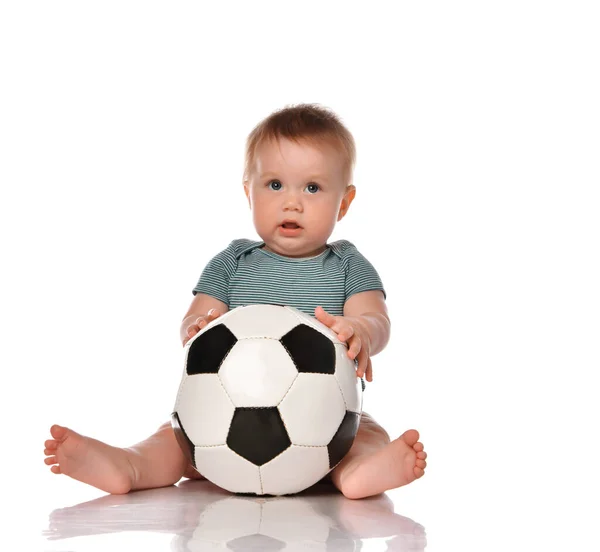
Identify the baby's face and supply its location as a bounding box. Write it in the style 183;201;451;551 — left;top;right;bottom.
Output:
244;138;355;258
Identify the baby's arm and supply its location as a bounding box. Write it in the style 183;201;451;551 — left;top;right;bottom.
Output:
343;290;390;355
180;293;229;346
315;290;389;382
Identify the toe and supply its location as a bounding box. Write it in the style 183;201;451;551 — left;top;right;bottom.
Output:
414;466;425;478
413;442;424;452
45;440;57;450
417;451;427;460
50;465;61;474
400;429;420;447
416;459;426;469
50;425;67;440
44;456;57;465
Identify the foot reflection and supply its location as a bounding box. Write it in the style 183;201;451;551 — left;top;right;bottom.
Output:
45;480;426;551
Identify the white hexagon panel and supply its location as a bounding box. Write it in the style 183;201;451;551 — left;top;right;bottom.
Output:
278;373;346;446
260;445;330;496
219;339;298;407
193;445;263;495
333;343;363;414
173;373;234;446
219;304;307;340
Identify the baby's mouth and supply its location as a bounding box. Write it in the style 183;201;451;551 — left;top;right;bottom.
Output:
281;222;301;229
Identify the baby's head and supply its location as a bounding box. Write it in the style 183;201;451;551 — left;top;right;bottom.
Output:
243;104;357;258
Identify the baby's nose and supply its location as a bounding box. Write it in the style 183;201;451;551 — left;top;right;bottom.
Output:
283;193;303;211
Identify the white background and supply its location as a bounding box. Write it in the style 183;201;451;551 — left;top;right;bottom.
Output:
1;1;599;550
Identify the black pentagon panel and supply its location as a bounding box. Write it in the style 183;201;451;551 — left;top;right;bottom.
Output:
186;324;238;375
280;324;335;374
229;535;285;551
327;411;361;469
227;407;291;466
171;411;196;467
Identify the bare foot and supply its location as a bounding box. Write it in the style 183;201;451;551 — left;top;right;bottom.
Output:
44;425;136;494
341;430;427;499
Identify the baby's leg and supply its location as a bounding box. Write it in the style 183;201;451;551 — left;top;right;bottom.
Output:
329;412;427;500
44;422;191;494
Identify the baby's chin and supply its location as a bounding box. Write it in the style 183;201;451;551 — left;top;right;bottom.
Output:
262;241;327;259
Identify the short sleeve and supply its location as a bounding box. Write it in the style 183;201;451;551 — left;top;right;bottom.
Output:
335;241;386;300
191;241;239;304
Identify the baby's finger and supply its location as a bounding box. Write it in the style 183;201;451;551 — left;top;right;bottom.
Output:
197;309;221;328
366;358;373;382
337;326;354;342
346;335;361;361
314;306;336;328
354;347;368;378
187;325;200;336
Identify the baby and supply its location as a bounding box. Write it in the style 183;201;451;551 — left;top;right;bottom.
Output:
44;104;427;500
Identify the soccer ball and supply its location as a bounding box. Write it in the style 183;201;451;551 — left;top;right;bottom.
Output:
171;304;364;496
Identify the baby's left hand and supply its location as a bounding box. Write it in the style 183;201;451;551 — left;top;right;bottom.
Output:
314;306;373;382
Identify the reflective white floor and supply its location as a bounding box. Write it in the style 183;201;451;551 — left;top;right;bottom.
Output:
14;442;598;552
38;479;426;551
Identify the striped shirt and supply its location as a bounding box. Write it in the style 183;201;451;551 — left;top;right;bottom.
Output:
192;239;386;317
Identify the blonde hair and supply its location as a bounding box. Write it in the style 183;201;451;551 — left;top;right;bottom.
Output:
244;103;356;183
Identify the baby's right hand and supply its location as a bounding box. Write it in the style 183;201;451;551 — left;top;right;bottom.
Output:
183;309;222;346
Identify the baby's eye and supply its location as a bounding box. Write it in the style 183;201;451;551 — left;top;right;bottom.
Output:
268;180;282;191
305;183;320;194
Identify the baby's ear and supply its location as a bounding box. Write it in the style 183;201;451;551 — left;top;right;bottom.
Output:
243;181;251;208
337;185;356;221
